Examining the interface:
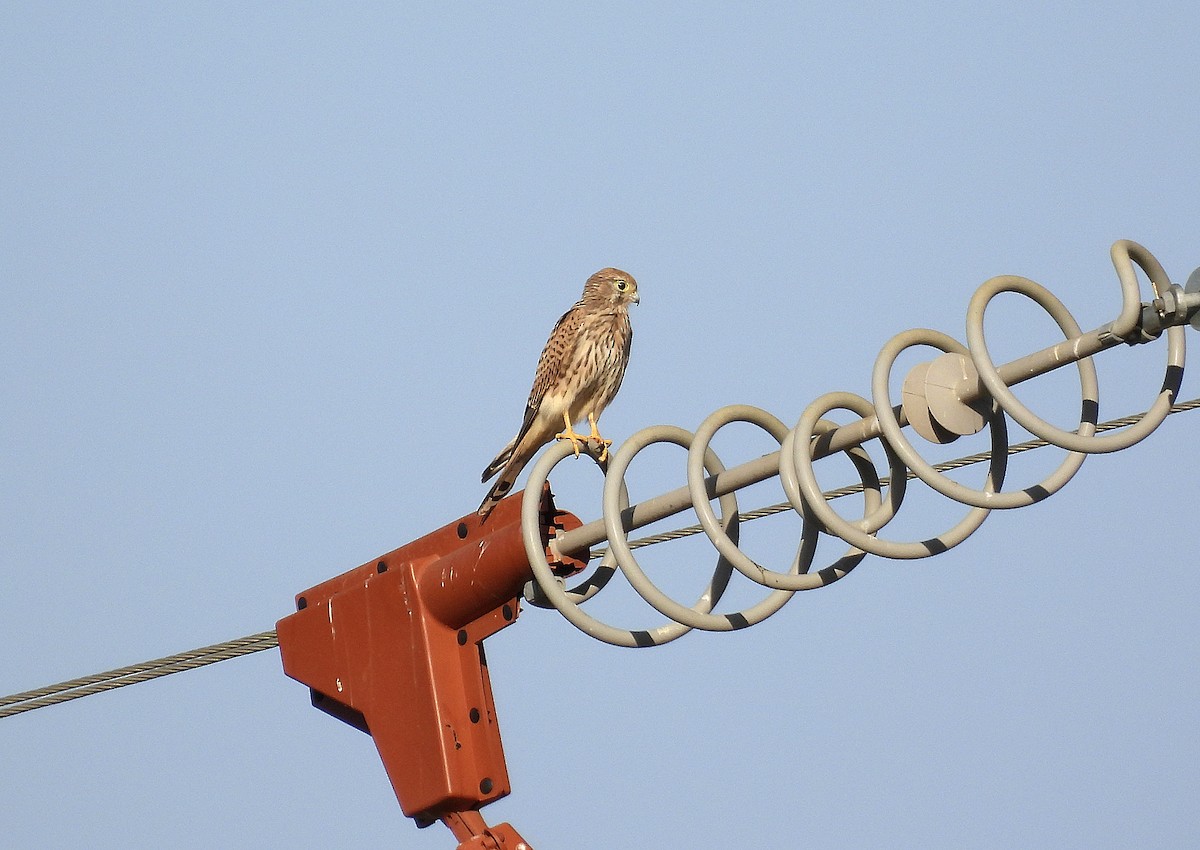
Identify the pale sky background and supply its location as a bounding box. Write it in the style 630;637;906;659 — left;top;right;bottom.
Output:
2;3;1198;848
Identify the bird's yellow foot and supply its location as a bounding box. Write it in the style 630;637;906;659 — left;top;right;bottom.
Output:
555;412;589;458
587;413;613;463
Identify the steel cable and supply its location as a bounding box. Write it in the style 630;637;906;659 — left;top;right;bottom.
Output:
0;631;279;719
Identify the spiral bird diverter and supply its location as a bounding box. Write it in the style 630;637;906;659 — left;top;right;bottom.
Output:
519;240;1197;648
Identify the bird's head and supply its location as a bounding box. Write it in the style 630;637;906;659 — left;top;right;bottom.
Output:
585;267;640;307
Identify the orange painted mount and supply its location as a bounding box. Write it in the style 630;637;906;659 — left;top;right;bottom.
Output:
276;484;586;849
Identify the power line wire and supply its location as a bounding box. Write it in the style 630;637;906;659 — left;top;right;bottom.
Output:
0;632;278;719
3;397;1198;720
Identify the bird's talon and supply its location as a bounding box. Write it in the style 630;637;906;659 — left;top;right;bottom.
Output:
555;428;587;458
585;412;613;462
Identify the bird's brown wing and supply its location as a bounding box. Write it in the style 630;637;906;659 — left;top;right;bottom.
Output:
510;301;584;446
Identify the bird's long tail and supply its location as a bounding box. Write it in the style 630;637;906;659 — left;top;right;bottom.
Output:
477;451;528;521
481;435;517;485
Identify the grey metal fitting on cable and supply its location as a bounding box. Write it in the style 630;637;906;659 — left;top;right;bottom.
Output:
520;241;1194;648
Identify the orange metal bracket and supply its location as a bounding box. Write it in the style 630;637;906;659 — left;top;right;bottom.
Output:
276;484;585;849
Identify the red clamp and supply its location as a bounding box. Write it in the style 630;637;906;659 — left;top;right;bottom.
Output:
276;484;585;848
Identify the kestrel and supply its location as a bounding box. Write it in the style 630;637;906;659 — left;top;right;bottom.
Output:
478;268;640;520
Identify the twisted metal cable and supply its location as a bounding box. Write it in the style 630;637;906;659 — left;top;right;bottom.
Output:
522;240;1198;647
0;631;278;719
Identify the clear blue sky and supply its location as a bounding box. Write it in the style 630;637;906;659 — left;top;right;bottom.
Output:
2;3;1197;848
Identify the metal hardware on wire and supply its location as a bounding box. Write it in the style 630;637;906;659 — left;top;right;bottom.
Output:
4;240;1198;713
520;240;1200;648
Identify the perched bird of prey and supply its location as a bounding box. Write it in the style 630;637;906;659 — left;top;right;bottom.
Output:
479;268;640;520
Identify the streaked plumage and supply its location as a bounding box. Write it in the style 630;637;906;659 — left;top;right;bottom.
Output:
479;268;639;520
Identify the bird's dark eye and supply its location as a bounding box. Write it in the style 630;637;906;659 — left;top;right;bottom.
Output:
615;280;627;291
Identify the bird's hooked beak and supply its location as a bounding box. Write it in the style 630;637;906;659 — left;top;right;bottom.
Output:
632;291;640;305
